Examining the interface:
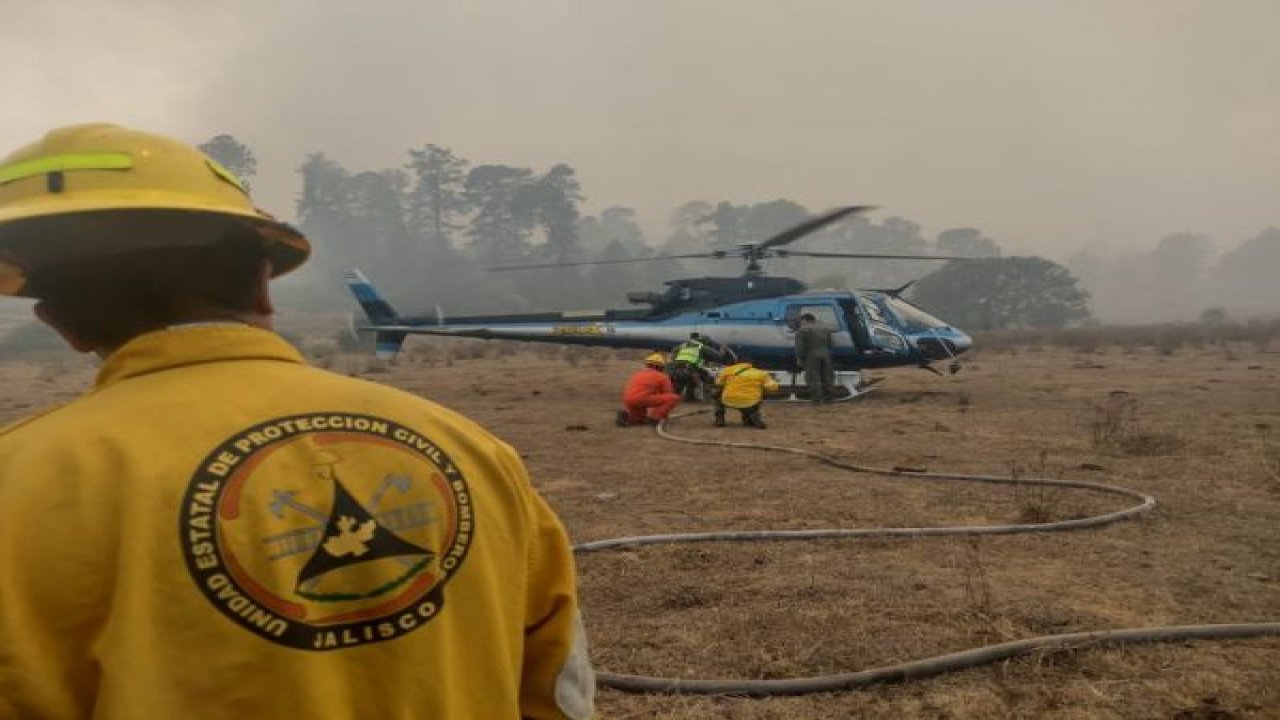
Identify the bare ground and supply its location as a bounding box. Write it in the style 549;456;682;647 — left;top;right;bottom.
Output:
4;339;1278;719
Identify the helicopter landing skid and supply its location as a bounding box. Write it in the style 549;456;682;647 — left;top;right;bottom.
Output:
772;371;875;403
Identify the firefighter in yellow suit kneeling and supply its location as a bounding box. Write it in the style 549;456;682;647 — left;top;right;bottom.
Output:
0;124;594;720
714;358;781;429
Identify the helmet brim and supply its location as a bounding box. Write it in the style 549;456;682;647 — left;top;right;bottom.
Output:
0;207;308;296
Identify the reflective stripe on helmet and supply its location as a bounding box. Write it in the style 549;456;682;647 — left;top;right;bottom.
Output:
0;152;133;185
204;159;247;195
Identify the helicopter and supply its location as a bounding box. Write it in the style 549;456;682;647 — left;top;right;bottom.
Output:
345;206;972;398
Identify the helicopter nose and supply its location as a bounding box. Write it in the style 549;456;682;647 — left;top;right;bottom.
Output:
949;329;973;354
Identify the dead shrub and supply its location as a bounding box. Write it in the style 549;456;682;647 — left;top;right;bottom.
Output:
452;341;488;361
1090;391;1186;456
528;344;561;360
955;537;995;623
1064;331;1101;354
658;584;721;610
409;344;442;366
491;342;520;361
1091;390;1138;448
1012;454;1063;523
1256;424;1280;488
1115;432;1187;456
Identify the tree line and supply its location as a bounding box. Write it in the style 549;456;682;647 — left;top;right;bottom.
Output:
199;134;1278;330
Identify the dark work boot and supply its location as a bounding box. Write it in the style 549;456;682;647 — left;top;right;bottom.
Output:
615;410;629;427
714;414;726;427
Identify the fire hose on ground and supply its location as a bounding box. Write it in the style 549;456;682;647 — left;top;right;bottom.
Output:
574;409;1280;697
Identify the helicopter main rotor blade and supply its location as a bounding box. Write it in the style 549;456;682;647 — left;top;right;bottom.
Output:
774;250;969;261
485;252;719;272
758;205;876;250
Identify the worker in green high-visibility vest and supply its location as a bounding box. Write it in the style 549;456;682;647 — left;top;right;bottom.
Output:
668;332;732;401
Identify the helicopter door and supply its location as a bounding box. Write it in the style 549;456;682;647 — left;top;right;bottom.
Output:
837;298;870;350
780;303;855;352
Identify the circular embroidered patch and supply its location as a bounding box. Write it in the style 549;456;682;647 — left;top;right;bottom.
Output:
180;413;473;650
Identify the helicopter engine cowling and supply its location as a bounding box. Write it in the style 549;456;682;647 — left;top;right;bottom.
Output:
627;291;664;305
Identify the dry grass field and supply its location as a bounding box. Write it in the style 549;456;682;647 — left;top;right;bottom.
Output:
2;331;1278;719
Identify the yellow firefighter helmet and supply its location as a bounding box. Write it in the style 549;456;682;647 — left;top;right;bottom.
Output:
643;352;667;367
0;123;309;296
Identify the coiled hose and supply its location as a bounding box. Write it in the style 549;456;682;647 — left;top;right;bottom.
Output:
575;409;1280;696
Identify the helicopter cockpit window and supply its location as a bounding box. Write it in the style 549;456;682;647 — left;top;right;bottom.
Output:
857;295;889;325
882;296;949;333
784;304;841;330
872;327;907;351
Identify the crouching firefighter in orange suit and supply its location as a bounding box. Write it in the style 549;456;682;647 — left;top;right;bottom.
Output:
616;353;681;426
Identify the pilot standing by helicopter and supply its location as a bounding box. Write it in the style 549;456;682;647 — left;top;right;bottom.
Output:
795;313;837;403
668;332;733;401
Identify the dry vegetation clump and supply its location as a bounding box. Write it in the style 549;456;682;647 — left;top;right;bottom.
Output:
1256;424;1280;490
530;343;565;360
1090;390;1188;457
1006;456;1087;524
560;346;582;367
557;345;624;367
489;341;522;361
406;343;443;366
449;340;490;361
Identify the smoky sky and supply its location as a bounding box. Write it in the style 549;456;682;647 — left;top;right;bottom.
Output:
3;0;1278;257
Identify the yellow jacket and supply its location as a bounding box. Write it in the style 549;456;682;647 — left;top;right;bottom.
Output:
715;362;780;409
0;325;593;720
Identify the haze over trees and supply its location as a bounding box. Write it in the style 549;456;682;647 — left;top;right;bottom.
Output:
912;257;1091;330
1068;227;1280;324
200;134;1279;328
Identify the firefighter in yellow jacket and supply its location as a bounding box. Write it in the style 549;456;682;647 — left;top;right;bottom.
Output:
713;358;781;429
0;124;594;720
